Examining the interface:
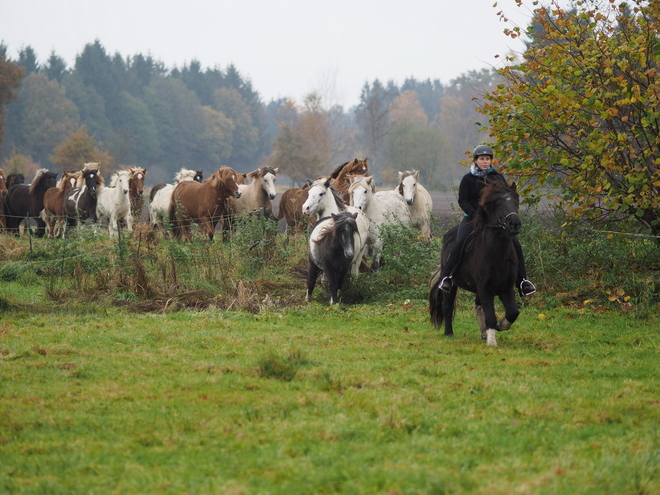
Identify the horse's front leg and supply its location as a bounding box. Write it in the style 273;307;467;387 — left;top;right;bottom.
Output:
497;289;520;331
476;292;499;347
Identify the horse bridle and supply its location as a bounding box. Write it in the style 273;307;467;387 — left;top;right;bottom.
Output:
495;211;519;230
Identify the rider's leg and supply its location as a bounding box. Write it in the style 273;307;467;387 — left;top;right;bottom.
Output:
439;217;473;292
513;237;536;296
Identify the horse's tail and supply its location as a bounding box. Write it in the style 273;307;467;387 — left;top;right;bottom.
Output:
428;268;445;329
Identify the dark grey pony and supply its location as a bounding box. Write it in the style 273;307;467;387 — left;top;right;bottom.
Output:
306;211;360;305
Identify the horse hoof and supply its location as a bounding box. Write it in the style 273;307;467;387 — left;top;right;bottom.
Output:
497;318;512;331
486;329;498;347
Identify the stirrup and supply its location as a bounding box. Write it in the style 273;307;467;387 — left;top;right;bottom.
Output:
520;279;536;297
439;276;453;292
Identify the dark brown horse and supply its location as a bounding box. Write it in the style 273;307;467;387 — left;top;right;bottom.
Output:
41;171;81;238
169;167;242;241
3;169;59;237
330;158;369;204
128;167;147;221
276;182;312;233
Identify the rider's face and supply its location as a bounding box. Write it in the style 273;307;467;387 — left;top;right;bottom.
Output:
475;155;492;170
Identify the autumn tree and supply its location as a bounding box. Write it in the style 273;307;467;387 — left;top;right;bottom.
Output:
0;47;25;155
7;73;80;165
481;0;660;241
50;126;113;172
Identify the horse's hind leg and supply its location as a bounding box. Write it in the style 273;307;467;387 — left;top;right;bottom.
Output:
442;285;458;337
306;261;321;302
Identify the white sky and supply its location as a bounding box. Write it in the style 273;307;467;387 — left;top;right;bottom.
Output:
0;0;553;108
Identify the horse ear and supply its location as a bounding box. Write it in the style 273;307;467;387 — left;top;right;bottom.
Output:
331;213;339;221
413;170;419;179
323;177;331;188
510;182;517;192
351;212;358;220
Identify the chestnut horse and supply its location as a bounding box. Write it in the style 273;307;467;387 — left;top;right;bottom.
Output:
149;169;205;229
41;171;81;238
169;167;242;241
330;158;369;204
277;182;312;233
128;167;147;222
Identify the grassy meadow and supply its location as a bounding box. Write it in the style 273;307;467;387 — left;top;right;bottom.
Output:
0;214;659;494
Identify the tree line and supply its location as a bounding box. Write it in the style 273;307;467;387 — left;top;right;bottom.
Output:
0;40;495;188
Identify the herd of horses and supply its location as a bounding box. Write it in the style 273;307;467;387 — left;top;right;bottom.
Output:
0;158;525;347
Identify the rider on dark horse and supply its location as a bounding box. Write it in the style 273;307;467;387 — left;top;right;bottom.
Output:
438;145;536;297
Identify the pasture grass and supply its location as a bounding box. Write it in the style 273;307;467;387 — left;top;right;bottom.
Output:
1;302;658;494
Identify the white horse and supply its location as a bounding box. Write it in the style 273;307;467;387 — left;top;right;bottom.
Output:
348;176;411;269
149;169;201;229
301;178;372;273
96;170;132;237
224;167;278;228
396;170;433;242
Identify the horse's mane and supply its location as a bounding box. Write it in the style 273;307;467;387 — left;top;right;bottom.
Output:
473;181;519;229
109;170;130;188
397;170;418;195
83;162;100;172
29;169;56;194
129;167;146;178
56;171;79;190
77;167;105;188
314;212;357;243
174;168;197;184
311;178;347;212
6;172;25;188
248;166;277;180
208;167;238;188
330;158;368;180
348;175;376;195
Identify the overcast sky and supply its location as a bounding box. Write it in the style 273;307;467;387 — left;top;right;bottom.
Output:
1;0;553;108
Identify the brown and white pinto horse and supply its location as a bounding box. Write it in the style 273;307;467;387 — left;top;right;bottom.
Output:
41;171;81;238
169;167;242;241
128;167;147;222
330;158;369;204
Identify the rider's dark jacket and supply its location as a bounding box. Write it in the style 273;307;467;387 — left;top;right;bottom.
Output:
457;169;507;218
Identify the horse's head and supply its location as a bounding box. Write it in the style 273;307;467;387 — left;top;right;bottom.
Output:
478;182;520;236
129;167;147;196
398;170;419;205
348;176;374;211
253;167;278;200
331;211;359;260
82;168;101;197
112;170;131;195
302;178;333;217
194;170;204;183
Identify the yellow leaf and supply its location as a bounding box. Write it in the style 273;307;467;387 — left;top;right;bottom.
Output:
583;299;594;305
624;296;631;302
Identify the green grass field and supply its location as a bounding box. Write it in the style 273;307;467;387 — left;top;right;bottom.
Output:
1;300;658;494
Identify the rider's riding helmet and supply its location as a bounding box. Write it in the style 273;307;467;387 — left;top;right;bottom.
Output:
472;145;494;160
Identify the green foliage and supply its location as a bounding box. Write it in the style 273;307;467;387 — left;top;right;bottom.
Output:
482;0;660;239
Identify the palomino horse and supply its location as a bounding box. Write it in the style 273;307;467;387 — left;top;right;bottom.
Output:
396;170;433;243
307;211;360;305
224;166;278;233
301;178;371;274
96;170;132;237
348;176;411;270
62;163;104;234
429;181;522;348
3;169;59;237
128;167;147;222
330;158;369;204
41;171;81;238
149;168;204;229
169;167;242;241
277;182;312;233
